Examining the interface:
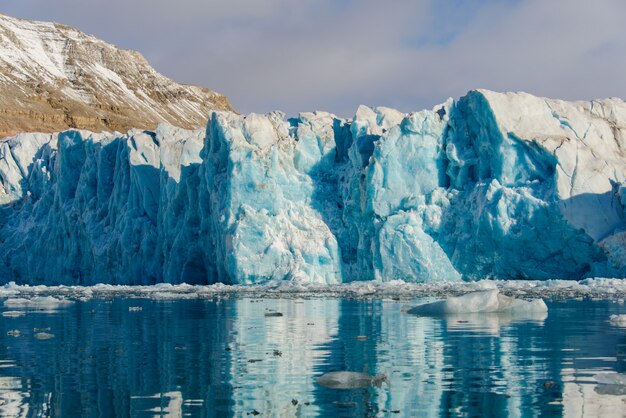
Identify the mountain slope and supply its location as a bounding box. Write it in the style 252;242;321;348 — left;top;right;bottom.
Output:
0;13;232;137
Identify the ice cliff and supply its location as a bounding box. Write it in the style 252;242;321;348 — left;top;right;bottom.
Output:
1;90;626;285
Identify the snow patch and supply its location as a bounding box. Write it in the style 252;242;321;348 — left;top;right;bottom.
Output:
2;311;24;317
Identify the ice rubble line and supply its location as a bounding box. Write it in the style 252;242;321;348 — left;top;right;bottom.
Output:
1;89;626;285
1;279;626;300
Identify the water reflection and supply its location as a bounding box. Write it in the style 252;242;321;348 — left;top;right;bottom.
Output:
229;299;339;416
0;297;624;417
130;392;186;417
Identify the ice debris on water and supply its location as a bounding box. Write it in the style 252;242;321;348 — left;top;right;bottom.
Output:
3;296;73;309
2;311;24;317
406;289;548;315
0;278;626;301
2;91;626;285
609;314;626;326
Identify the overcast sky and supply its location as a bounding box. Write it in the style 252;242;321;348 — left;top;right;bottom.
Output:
2;0;625;117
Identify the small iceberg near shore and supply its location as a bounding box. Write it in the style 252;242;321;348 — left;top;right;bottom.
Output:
405;289;548;316
609;314;626;326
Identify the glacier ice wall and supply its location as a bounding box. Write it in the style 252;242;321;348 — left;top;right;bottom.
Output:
1;90;626;285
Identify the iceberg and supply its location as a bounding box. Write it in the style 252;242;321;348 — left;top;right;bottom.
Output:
405;290;548;315
1;90;626;285
609;314;626;326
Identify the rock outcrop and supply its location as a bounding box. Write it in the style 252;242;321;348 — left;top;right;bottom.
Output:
0;13;232;137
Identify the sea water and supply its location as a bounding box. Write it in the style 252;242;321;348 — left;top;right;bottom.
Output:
1;289;625;417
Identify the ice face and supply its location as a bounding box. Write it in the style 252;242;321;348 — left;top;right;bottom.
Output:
204;111;344;284
1;89;626;285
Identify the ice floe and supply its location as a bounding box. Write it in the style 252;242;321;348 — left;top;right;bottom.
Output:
405;290;547;315
609;314;626;326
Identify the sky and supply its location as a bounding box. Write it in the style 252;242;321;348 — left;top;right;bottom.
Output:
2;0;626;117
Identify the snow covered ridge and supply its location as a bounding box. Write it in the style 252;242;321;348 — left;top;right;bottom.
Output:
1;90;626;285
0;13;232;137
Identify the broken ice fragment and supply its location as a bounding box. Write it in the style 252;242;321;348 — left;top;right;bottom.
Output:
406;290;547;315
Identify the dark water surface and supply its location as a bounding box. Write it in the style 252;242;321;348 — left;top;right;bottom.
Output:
1;297;625;417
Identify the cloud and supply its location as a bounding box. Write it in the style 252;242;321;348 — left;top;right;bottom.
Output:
2;0;625;116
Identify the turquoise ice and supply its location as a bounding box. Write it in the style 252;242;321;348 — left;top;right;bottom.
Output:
1;90;626;285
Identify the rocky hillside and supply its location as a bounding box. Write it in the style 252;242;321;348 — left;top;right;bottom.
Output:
0;13;233;137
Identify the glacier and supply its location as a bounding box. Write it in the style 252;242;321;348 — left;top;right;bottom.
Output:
1;89;626;285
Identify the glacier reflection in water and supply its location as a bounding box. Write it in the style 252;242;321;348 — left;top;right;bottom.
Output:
0;296;625;417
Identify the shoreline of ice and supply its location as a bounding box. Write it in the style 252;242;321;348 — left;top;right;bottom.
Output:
1;278;626;301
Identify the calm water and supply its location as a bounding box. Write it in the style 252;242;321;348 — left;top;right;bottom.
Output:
0;296;625;417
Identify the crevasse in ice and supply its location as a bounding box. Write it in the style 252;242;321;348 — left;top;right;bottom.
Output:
1;90;626;285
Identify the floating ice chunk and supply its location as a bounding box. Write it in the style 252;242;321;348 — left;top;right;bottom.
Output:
3;296;74;309
494;292;549;315
406;290;548;315
3;298;33;307
316;371;389;389
2;311;24;317
609;314;626;326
